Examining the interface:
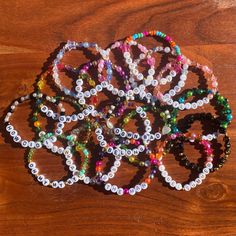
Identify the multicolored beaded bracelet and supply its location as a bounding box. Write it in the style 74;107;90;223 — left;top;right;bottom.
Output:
4;95;43;149
156;133;214;191
27;138;80;188
100;150;157;195
125;30;183;63
166;89;232;133
52;41;103;98
170;130;231;173
28;121;93;188
159;60;218;108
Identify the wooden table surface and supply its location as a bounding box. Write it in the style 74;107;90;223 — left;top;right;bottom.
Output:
0;1;236;235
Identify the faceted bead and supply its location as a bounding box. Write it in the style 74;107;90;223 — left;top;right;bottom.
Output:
89;80;96;87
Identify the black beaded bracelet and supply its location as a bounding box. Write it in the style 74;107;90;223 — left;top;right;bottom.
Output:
169;132;231;172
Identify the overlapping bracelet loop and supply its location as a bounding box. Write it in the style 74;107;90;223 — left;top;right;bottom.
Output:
4;30;232;195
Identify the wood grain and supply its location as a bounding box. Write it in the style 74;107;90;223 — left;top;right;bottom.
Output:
0;0;236;235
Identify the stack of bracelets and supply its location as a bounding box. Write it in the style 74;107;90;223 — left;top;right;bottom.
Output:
4;30;233;195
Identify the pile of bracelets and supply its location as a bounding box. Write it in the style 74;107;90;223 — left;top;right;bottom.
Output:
4;30;232;195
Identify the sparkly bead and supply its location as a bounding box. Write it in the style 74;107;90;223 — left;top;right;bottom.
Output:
34;121;40;128
145;178;151;184
124;188;129;194
175;183;182;190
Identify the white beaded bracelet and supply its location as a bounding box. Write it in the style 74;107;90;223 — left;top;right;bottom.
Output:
28;144;80;188
52;40;104;98
4;95;43;149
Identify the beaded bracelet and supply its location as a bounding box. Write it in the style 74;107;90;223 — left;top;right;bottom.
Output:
93;133;155;189
175;113;219;140
101;151;156;196
28;121;93;188
97;135;159;196
107;40;156;87
40;120;92;156
171;132;231;173
5;95;43;149
33;69;88;129
96;45;130;88
163;86;212;111
154;59;188;100
125;30;183;63
122;40;180;89
52;40;104;98
76;69;100;106
166;89;232;132
31;92;87;138
91;154;122;187
75;59;130;105
160;60;218;108
113;104;174;141
27;138;79;188
97;40;157;103
106;106;153;145
157;133;214;191
101;40;182;104
124;30;183;98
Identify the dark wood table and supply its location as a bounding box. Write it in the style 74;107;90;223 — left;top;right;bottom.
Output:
0;1;235;235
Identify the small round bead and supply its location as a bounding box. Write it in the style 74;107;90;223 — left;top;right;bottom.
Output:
158;165;165;171
199;173;206;180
